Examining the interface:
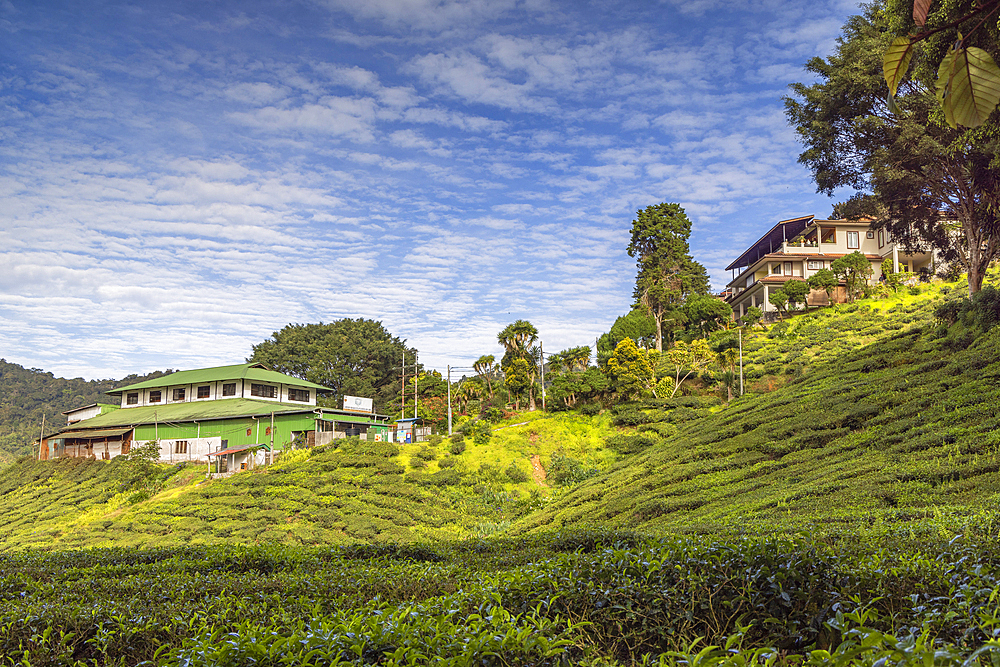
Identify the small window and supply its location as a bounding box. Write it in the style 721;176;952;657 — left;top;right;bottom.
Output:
807;260;824;270
149;390;161;403
772;264;782;275
288;388;310;402
197;385;210;399
222;383;237;397
174;440;188;454
847;231;860;249
172;388;186;401
126;392;138;405
783;262;792;275
821;227;836;243
878;229;885;249
866;230;875;239
250;383;276;398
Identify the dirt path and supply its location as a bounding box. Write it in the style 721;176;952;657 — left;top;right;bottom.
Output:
527;433;548;487
530;439;548;489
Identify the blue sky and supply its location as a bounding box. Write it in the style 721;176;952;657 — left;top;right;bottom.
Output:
1;0;857;380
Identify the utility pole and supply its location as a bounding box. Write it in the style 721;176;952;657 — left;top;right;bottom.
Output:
447;365;452;436
37;414;45;460
400;350;405;420
413;352;418;419
539;341;545;412
739;327;744;397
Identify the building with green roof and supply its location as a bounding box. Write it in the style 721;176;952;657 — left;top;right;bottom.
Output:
39;363;392;468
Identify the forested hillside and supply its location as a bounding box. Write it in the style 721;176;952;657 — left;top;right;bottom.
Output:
0;361;172;461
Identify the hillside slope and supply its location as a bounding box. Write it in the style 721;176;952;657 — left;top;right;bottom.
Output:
0;412;614;549
516;281;1000;539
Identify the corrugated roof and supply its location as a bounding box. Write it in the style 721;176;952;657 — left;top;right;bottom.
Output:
725;216;815;271
54;428;132;439
107;363;331;395
53;398;318;432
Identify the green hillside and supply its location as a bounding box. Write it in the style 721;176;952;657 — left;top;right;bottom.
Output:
1;276;998;552
0;412;615;549
517;278;1000;539
0;361;173;461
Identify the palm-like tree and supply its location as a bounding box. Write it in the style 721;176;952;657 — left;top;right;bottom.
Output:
473;354;497;400
497;320;540;410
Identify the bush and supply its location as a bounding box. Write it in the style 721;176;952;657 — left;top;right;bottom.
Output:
605;432;660;454
416;446;437;461
547;452;600;486
579;403;601;416
504;461;529;483
428;434;443;446
612;410;650;427
449;439;467;455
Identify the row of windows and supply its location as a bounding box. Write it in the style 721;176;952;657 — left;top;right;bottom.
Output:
126;383;310;404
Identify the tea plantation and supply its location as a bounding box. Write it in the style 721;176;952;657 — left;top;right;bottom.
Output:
4;277;1000;665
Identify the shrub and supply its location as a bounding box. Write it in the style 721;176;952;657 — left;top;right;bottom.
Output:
579;403;601;416
504;461;529;483
547;452;599;486
605;432;659;454
612;410;650;427
416;446;437;461
449;439;467;455
428;434;443;446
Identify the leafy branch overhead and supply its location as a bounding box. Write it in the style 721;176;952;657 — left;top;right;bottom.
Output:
883;0;1000;128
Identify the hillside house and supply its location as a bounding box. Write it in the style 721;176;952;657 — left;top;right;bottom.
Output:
723;215;936;319
38;363;393;466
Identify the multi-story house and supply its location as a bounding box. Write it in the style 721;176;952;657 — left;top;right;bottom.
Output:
37;362;394;468
723;215;936;319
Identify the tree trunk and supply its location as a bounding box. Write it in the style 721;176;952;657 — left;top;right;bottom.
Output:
654;309;663;353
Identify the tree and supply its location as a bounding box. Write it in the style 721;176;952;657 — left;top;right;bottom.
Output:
831;251;874;301
683;295;733;336
605;338;656;401
784;1;1000;295
663;339;714;398
249;319;411;413
768;289;789;319
783;279;811;311
883;0;1000;129
627;203;710;352
807;269;839;302
473;355;498;400
740;306;764;328
497;320;540;410
503;357;531;411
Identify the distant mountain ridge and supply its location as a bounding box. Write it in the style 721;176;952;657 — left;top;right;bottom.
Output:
0;361;173;460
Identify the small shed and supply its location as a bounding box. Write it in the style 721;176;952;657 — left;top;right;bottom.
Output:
207;444;268;475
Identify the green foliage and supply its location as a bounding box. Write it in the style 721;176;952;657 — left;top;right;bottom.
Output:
785;3;1000;295
547;451;600;486
807;269;839;299
740;306;763;327
0;360;170;459
606;338;656;400
628;202;709;351
782;279;810;310
504;461;529;483
449;438;467;455
832;252;874;302
683;294;733;336
249;319;411;413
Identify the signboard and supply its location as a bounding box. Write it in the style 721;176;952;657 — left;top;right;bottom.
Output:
342;395;373;414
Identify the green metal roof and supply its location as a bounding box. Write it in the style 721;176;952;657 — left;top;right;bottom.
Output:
53;398;320;432
108;363;331;395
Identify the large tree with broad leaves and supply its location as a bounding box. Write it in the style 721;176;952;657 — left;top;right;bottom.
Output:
785;1;1000;295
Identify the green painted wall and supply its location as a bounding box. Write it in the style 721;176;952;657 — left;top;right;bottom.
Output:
133;412;317;450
